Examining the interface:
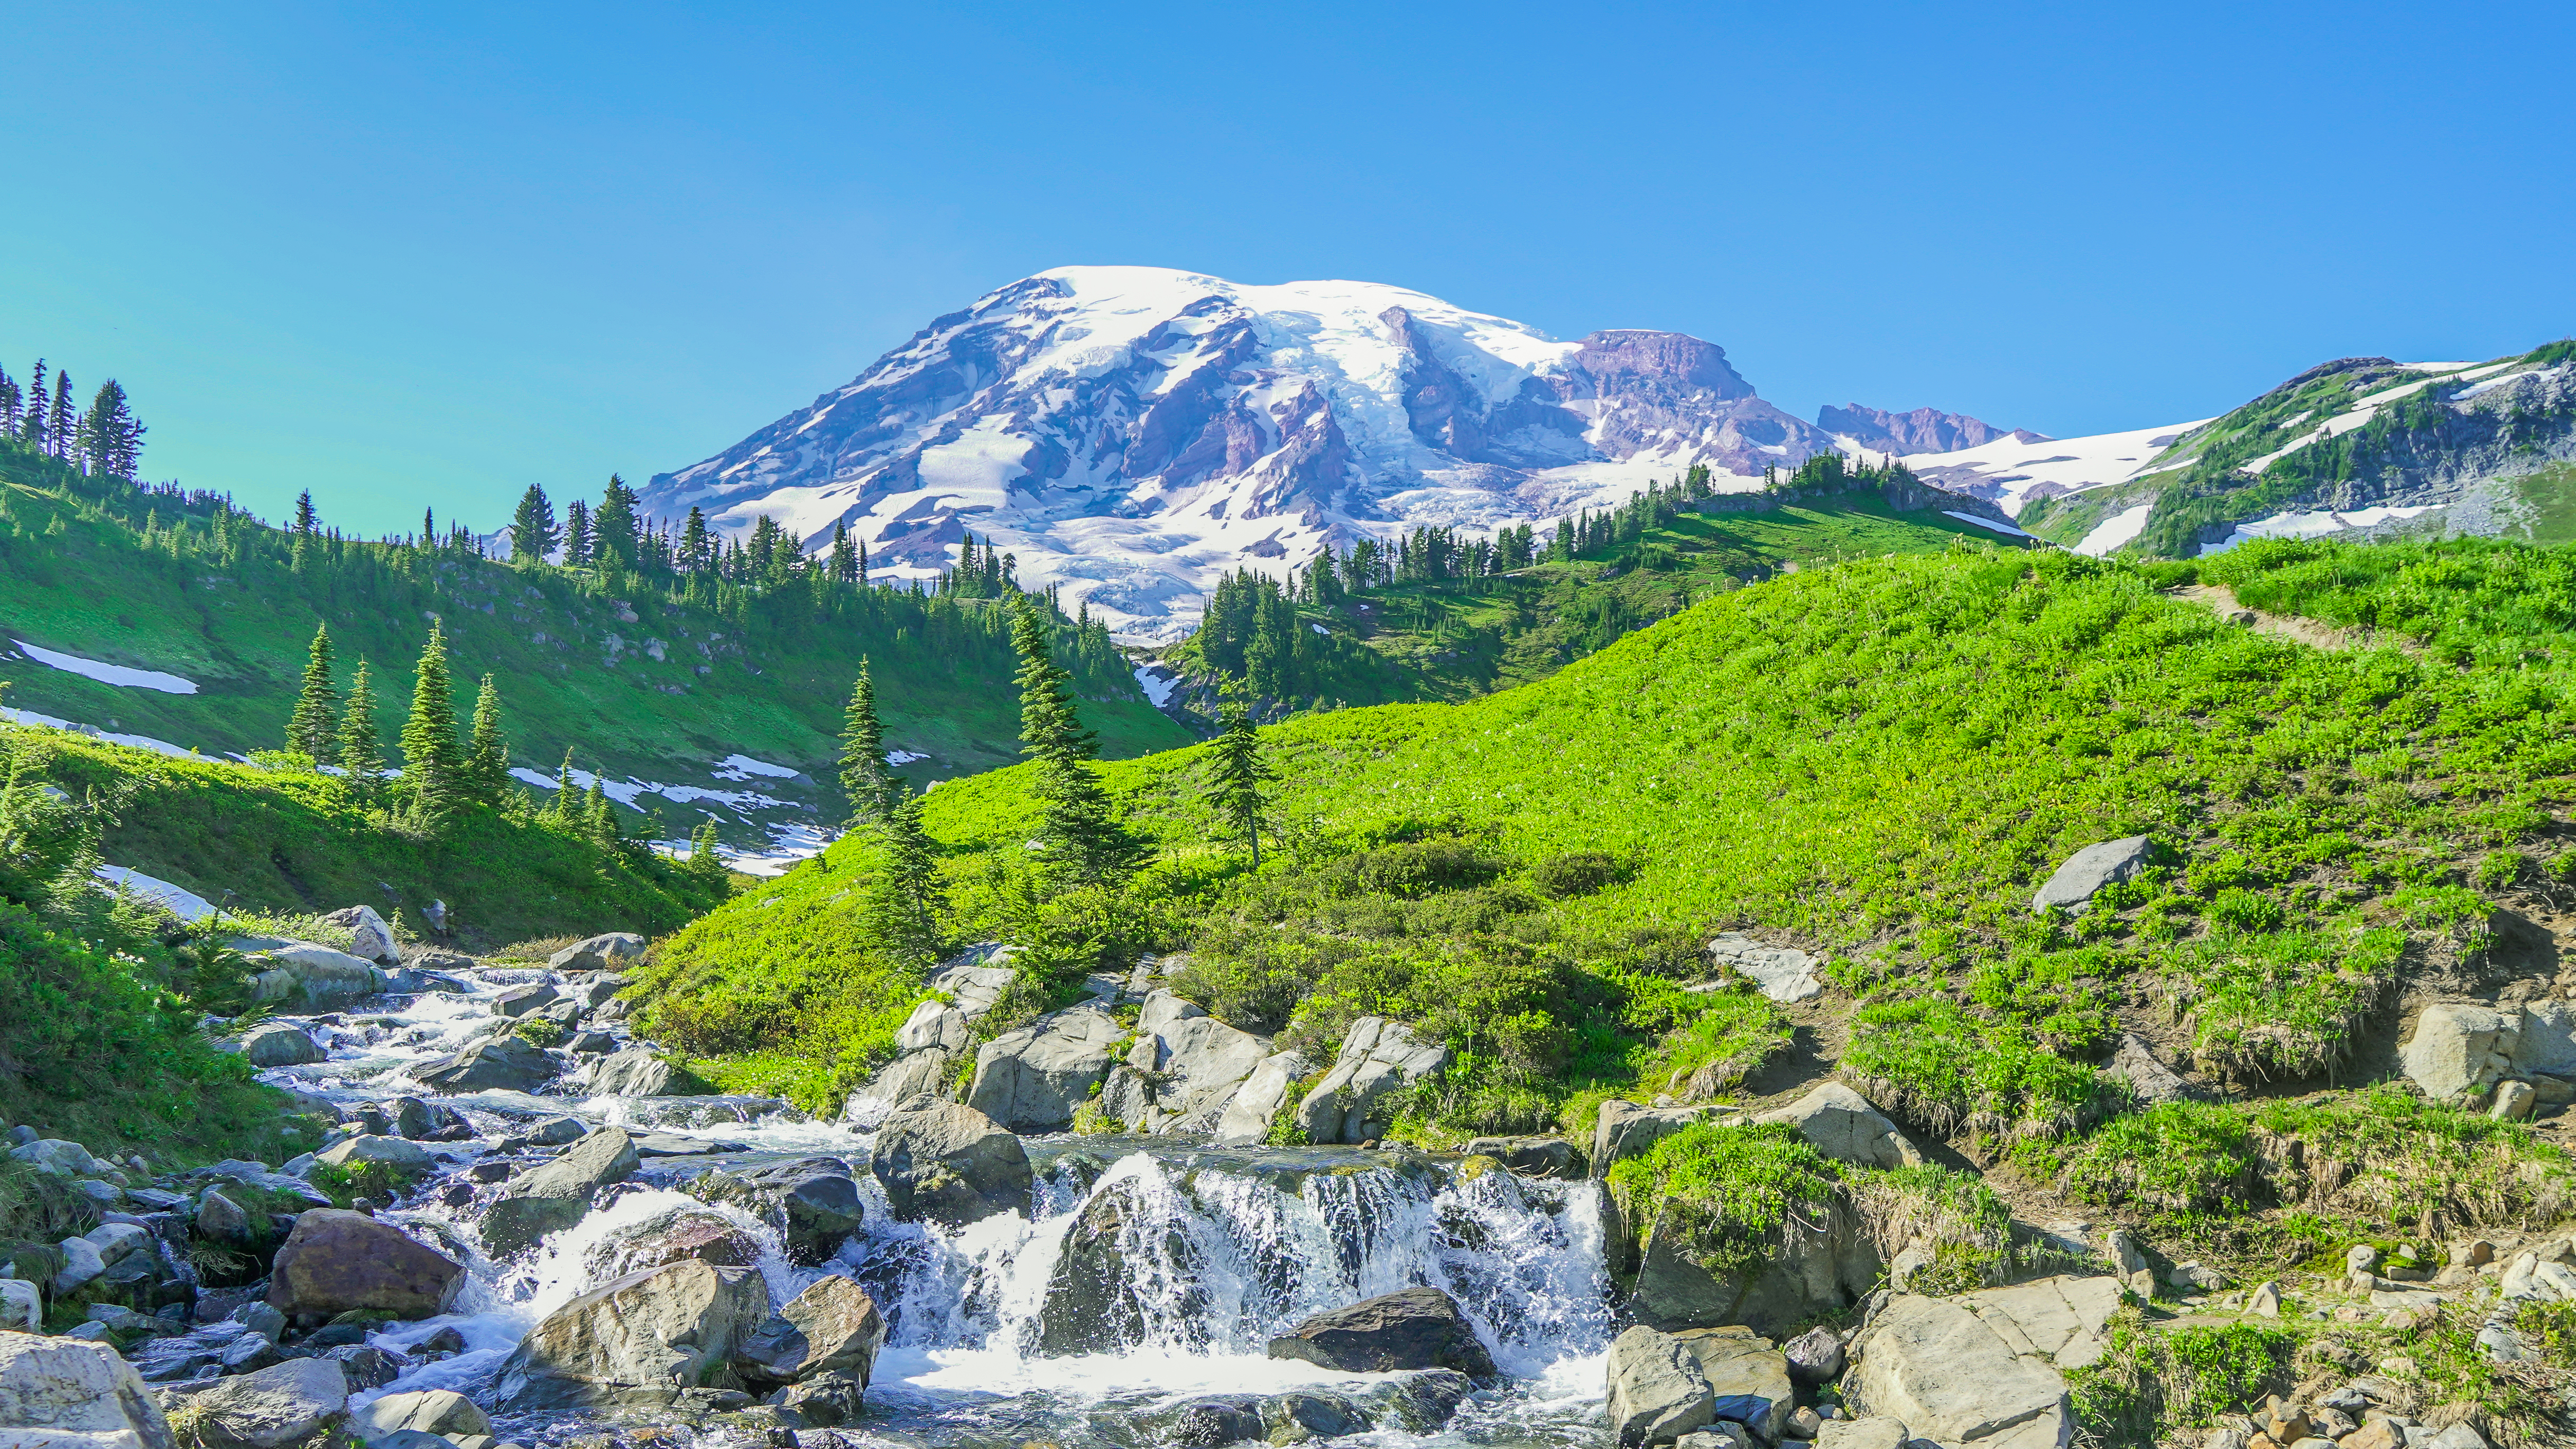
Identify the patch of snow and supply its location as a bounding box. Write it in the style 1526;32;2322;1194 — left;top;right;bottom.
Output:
886;749;930;765
511;764;798;812
2454;369;2543;402
95;864;216;922
1133;665;1178;708
2399;360;2475;373
10;641;198;694
2201;505;2437;555
0;705;199;759
712;754;801;781
726;822;835;878
1899;420;2212;515
2073;503;2158;558
1310;623;1330;635
1942;511;2035;540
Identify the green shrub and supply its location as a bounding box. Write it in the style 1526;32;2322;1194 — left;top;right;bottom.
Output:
2067;1312;2301;1444
1606;1122;1842;1281
1530;851;1622;899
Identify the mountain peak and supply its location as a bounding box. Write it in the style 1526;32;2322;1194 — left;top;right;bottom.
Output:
1817;402;2040;456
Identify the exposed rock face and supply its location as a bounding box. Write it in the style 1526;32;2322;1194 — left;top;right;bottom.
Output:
481;1127;643;1256
851;1049;954;1114
1628;1199;1881;1339
2105;1032;2204;1104
737;1275;887;1387
1817;403;2028;456
494;983;558;1018
591;1046;697;1097
1294;1018;1450;1144
321;905;402;967
1671;1326;1793;1442
412;1036;556;1092
1214;1050;1315;1147
926;957;1017;1018
352;1389;489;1445
596;1210;764;1278
1844;1281;2114;1447
1461;1136;1586;1178
1592;1101;1716;1178
869;1101;1032;1226
267;1210;465;1320
239;1024;325;1068
189;1358;350;1449
1605;1325;1715;1449
549;933;647;972
2031;837;2155;914
897;999;970;1054
1753;1083;1920;1169
1704;934;1823;1004
315;1136;433;1173
2404;1003;2518;1103
0;1331;175;1449
1146;1015;1272;1125
495;1260;772;1409
698;1158;869;1263
241;941;388;1006
1263;1286;1498;1380
968;1008;1124;1132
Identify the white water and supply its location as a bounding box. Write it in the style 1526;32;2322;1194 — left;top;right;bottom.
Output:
247;963;1616;1446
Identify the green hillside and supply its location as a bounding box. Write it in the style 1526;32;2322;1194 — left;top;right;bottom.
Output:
0;437;1189;847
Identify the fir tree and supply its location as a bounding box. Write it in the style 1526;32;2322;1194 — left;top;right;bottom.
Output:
594;474;640;566
420;506;435;548
48;370;73;461
511;484;559;562
285;623;338;760
398;624;465;823
292;491;318;534
680;507;708;573
19;360;44;451
0;365;16;435
563;499;593;566
685;819;731;888
1205;701;1274;867
336;661;382;798
584;779;616;843
837;659;894;824
550;747;580;823
1010;595;1139;884
75;380;143;478
466;674;509;803
871;787;939;960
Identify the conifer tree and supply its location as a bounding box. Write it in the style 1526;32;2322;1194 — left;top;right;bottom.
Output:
1010;595;1139;884
563;499;593;566
511;484;559;563
1205;701;1274;867
466;674;509;802
419;506;435;549
48;371;73;461
76;380;143;478
0;366;16;435
685;819;731;888
20;361;44;451
550;747;580;823
871;788;939;960
285;624;338;760
336;661;382;798
594;474;640;566
837;660;894;824
292;491;317;534
398;624;465;823
584;779;616;843
680;507;708;573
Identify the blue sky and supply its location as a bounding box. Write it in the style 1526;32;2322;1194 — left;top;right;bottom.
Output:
3;2;2569;536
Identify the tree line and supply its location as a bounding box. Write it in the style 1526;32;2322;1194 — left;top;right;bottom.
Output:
0;358;144;480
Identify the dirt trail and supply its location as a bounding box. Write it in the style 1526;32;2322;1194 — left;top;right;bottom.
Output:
2171;582;2388;653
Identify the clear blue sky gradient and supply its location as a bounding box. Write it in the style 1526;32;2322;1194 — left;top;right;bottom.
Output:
4;2;2570;536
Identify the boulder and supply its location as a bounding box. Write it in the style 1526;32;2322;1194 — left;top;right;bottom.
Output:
1672;1326;1793;1442
189;1357;350;1449
897;999;970;1054
1816;1421;1912;1449
1214;1050;1315;1147
925;956;1017;1018
1783;1324;1843;1383
1705;934;1824;1004
1592;1100;1715;1179
1263;1286;1498;1380
1629;1199;1880;1339
1461;1136;1586;1179
2512;998;2576;1078
850;1049;953;1115
81;1222;153;1269
699;1158;867;1264
870;1101;1032;1227
243;942;389;1006
353;1390;490;1445
316;1135;435;1173
2104;1033;2202;1105
52;1235;106;1294
1148;1015;1272;1122
1845;1290;2077;1447
968;1007;1125;1131
392;1097;469;1140
481;1127;643;1255
1605;1325;1715;1449
1293;1017;1451;1144
495;1260;771;1409
10;1139;104;1177
239;1024;325;1069
1164;1396;1264;1447
0;1331;176;1449
592;1210;762;1279
1;1277;39;1333
413;1037;556;1092
493;984;558;1018
2031;835;2155;913
549;932;647;972
736;1275;887;1386
2402;1004;2518;1103
771;1370;870;1426
1101;1064;1156;1130
267;1209;466;1320
322;905;402;967
592;1046;698;1097
1958;1275;2122;1371
319;1344;402;1391
565;1030;617;1055
195;1187;255;1243
1753;1082;1919;1169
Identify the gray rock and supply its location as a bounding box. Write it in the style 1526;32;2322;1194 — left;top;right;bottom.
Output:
850;1049;953;1114
320;1343;403;1391
2032;835;2155;913
196;1187;255;1243
1670;1327;1792;1442
1815;1420;1911;1449
82;1221;154;1268
1263;1286;1498;1380
524;1116;587;1146
1293;1017;1451;1144
354;1390;490;1446
1705;934;1824;1004
266;1208;466;1320
243;941;390;1006
2403;1003;2517;1103
1214;1050;1314;1147
413;1037;557;1092
239;1024;326;1069
1135;989;1206;1038
2494;1079;2537;1122
495;1260;771;1409
870;1101;1032;1226
1845;1292;2073;1447
220;1333;283;1374
1592;1100;1715;1178
1752;1082;1919;1169
592;1046;696;1097
926;956;1017;1019
1628;1197;1881;1339
2105;1032;2202;1105
52;1234;106;1294
770;1370;869;1426
1148;1014;1272;1123
897;999;970;1054
0;1331;176;1449
548;933;647;972
316;1135;435;1172
699;1158;867;1264
1100;1064;1156;1130
493;983;558;1018
1783;1324;1844;1383
11;1138;104;1176
1462;1136;1586;1178
1605;1325;1715;1449
481;1127;643;1255
390;1097;465;1140
0;1277;39;1334
968;1007;1124;1132
571;974;629;1009
190;1357;350;1449
234;1302;288;1343
322;905;402;967
736;1275;887;1386
564;1030;616;1054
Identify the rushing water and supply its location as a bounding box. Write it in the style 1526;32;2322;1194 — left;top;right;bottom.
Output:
256;968;1617;1449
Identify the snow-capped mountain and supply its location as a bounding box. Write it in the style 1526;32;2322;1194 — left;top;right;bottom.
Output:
640;266;1837;639
1816;403;2038;456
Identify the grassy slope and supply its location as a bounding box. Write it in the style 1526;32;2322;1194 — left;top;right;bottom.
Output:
0;442;1189;832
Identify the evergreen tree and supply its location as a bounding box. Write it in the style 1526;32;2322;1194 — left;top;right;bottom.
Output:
837;660;895;824
285;623;338;760
466;674;509;802
563;499;593;566
1204;701;1274;867
48;370;73;461
398;624;465;823
336;661;382;798
680;507;709;573
1010;596;1139;884
871;788;939;960
0;365;16;435
292;491;318;534
584;779;616;843
75;380;143;478
19;360;44;451
594;474;641;566
420;506;435;547
511;484;559;563
550;747;580;823
684;819;731;888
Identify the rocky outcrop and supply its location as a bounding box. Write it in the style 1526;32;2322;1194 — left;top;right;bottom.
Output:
869;1101;1031;1226
1628;1197;1881;1339
848;1049;954;1116
549;932;646;972
595;1209;764;1278
927;955;1017;1018
188;1358;350;1449
351;1390;488;1445
495;1260;772;1409
2104;1033;2203;1104
1592;1101;1716;1179
267;1210;465;1320
2031;837;2155;914
737;1275;887;1387
481;1127;642;1255
898;999;970;1054
2403;1004;2517;1103
697;1158;868;1263
1753;1083;1920;1169
1294;1018;1449;1144
412;1036;556;1092
968;1007;1124;1132
1146;1014;1272;1125
0;1331;175;1449
1672;1327;1793;1442
238;941;389;1006
1842;1279;2117;1448
1704;935;1823;1005
1263;1286;1498;1380
1606;1325;1716;1449
1817;404;2026;456
314;1136;434;1173
1214;1050;1314;1147
238;1024;324;1069
591;1046;700;1097
320;905;401;966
